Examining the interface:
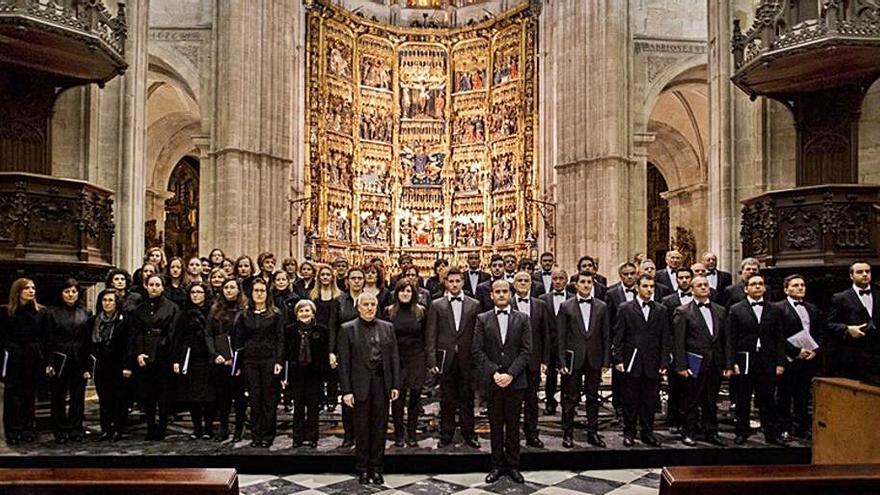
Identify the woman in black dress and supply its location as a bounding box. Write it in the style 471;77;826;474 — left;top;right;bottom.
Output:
232;278;284;448
87;288;132;441
385;279;426;447
312;264;340;411
129;274;180;440
105;269;142;314
0;278;49;445
206;278;247;441
164;257;187;308
46;278;92;443
272;271;301;320
286;299;328;447
294;260;317;298
207;268;228;303
234;255;256;297
172;282;215;440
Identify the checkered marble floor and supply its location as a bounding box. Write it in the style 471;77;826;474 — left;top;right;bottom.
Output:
238;468;662;495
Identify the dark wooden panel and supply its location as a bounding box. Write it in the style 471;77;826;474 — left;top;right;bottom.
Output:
0;468;238;495
660;464;880;495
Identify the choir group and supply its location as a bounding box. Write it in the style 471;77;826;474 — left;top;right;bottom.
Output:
2;246;878;485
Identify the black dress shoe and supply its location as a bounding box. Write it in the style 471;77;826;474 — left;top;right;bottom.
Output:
406;438;418;448
525;436;544;448
358;473;370;485
485;469;504;483
214;429;229;442
734;434;747;445
562;435;575;448
705;434;726;446
250;440;260;447
292;440;303;448
641;435;662;447
508;469;525;484
371;473;384;485
586;432;606;448
545;404;557;415
393;437;405;447
97;432;112;442
306;440;318;448
622;436;635;447
464;437;480;449
681;436;696;446
341;437;354;448
21;434;34;443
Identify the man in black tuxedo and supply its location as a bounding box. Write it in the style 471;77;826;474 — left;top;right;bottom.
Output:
518;259;545;296
425;267;481;448
726;274;786;445
558;271;611;448
477;255;508;311
568;256;607;300
511;271;550;447
721;258;760;308
661;267;695;433
613;275;670;447
775;274;822;439
673;276;731;446
473;279;532;484
826;261;880;383
655;250;683;292
338;294;401;485
539;268;572;415
690;263;721;303
333;256;349;292
702;252;732;292
605;261;640;418
502;254;518;283
639;259;673;297
533;252;555;295
464;252;490;298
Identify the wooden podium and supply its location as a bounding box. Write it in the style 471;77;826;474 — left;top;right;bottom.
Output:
813;378;880;464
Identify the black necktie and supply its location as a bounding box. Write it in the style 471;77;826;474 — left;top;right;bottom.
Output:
517;297;529;303
449;296;462;302
680;291;692;298
860;289;872;296
496;309;508;316
579;298;592;304
751;301;764;307
553;291;565;296
697;302;711;308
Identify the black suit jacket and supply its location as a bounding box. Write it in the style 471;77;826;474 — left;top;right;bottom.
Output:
721;282;747;308
540;290;572;353
464;270;491;297
775;298;823;363
826;286;880;374
473;308;532;390
565;279;607;302
605;282;637;326
533;271;554;294
612;299;671;379
655;268;678;292
672;300;730;374
425;294;480;380
726;300;786;373
338;318;401;401
662;292;691;322
556;296;611;371
513;296;551;370
710;270;733;292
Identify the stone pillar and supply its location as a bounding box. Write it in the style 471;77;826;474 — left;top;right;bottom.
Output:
209;0;295;258
543;0;638;271
115;0;150;271
193;134;214;253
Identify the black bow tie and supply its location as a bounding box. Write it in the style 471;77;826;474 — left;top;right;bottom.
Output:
792;300;804;306
496;309;508;316
625;288;636;294
697;302;711;308
449;296;462;302
751;301;764;307
860;289;872;296
578;298;592;304
680;292;692;298
470;271;480;275
641;301;651;308
517;297;529;303
707;269;716;275
553;291;565;296
542;271;552;276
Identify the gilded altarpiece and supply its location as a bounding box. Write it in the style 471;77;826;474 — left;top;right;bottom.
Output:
304;0;538;272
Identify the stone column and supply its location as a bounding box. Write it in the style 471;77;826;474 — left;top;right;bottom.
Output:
543;0;638;271
115;0;150;271
209;0;295;258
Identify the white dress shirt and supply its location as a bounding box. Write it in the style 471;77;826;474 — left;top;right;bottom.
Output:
667;268;679;291
748;297;764;324
468;271;480;293
495;306;510;344
515;295;531;317
541;272;552;293
623;285;636;302
639;298;651;321
788;296;810;332
854;284;874;317
448;293;463;331
679;290;693;307
697;300;714;336
707;270;718;289
578;296;592;334
552;291;566;315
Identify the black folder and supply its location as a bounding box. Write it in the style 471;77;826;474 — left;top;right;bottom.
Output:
564;349;575;374
436;349;447;375
52;351;68;377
